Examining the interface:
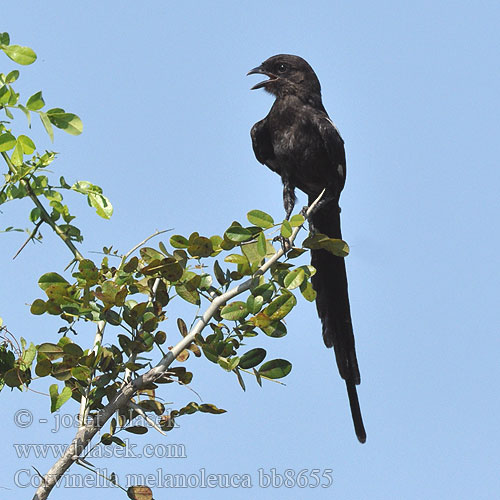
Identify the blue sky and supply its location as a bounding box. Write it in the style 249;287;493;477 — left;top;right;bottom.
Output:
1;1;500;499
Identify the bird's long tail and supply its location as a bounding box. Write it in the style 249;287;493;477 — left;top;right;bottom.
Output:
309;199;366;443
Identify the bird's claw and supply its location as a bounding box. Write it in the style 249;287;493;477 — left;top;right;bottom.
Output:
273;235;292;253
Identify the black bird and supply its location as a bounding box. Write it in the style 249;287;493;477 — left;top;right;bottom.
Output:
248;54;366;443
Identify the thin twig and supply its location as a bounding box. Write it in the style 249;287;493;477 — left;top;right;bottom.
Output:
127;401;166;436
1;152;84;262
12;219;43;259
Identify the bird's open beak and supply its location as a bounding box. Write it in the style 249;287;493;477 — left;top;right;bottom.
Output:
247;65;277;90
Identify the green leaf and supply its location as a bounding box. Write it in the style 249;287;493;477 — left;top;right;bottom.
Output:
187;236;213;258
5;70;19;83
198;403;227;414
38;272;70;291
241;241;264;266
257;231;267;256
30;298;47;315
170;234;189;248
49;384;72;412
284;268;305;290
124;426;148;435
281;220;292;238
47;110;83;135
175;284;200;305
39;112;54;141
63;343;84;358
26;91;45;111
262;320;288;338
224;226;253;243
0;32;10;45
264;292;297;321
214;260;226;286
35;358;52;377
0;132;16;152
2;45;37;65
18;135;36;154
224;253;247;265
38;343;64;361
21;342;37;368
246;294;263;314
247;209;274;228
258;359;292;379
0;85;11;105
11;141;23;167
300;280;317;301
239;348;266;369
289;214;305;227
88;192;113;219
302;233;350;257
220;301;248;321
17;104;31;127
71;365;91;381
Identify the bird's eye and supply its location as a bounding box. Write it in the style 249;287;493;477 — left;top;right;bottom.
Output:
277;63;287;73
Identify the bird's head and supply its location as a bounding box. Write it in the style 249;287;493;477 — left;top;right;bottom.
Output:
247;54;322;100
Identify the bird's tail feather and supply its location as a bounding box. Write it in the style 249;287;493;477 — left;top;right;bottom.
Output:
310;199;366;443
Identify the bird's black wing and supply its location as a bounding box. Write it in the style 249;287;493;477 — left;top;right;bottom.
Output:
250;118;279;174
312;114;347;192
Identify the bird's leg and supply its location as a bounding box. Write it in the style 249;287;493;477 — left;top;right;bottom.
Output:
274;176;296;252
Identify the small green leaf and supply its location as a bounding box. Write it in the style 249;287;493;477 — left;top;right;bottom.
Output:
281;220;292;238
224;253;247;265
303;233;350;257
49;384;72;412
262;320;288;338
187;236;213;258
26;91;45;111
5;70;19;83
220;301;248;321
300;280;317;301
39;112;54;141
198;403;227;414
11;141;23;166
247;209;274;228
239;348;266;369
175;284;200;305
35;358;52;377
170;234;189;248
38;343;64;361
284;268;305;290
246;294;263;314
88;192;113;219
18;135;36;154
47;110;83;135
2;45;37;65
30;299;47;315
0;132;16;152
225;226;253;243
257;231;267;256
38;272;70;291
124;426;148;435
264;292;297;321
0;32;10;45
258;359;292;379
289;214;305;227
18;104;31;127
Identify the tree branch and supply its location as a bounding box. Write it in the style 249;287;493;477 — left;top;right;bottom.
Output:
2;152;84;262
32;190;324;500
